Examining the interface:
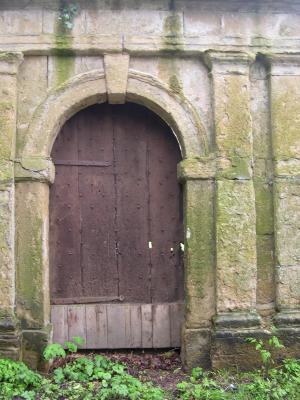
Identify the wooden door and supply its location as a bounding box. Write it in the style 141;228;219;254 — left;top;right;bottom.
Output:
50;103;184;348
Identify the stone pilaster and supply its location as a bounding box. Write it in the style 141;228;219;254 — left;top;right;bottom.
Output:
267;54;300;330
15;158;53;369
178;157;215;369
205;51;261;368
0;52;23;359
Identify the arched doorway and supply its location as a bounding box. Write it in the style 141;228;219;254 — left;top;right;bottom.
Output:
50;102;184;348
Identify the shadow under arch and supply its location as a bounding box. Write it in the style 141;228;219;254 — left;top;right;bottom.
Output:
22;69;208;159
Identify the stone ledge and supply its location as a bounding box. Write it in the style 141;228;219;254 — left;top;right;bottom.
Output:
214;312;261;329
178;156;253;181
274;310;300;327
14;157;55;184
177;156;216;181
265;52;300;76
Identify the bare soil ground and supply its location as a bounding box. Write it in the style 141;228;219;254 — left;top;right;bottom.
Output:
94;350;187;393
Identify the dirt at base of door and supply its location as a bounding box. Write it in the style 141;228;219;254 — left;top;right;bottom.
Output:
52;349;187;394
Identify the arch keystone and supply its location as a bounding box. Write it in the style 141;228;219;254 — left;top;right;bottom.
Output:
104;53;130;104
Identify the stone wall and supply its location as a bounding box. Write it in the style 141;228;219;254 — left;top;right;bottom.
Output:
0;0;299;369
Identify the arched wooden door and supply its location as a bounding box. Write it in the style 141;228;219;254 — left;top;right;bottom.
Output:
50;103;184;348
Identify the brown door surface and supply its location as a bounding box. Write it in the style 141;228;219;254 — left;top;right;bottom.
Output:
50;103;184;348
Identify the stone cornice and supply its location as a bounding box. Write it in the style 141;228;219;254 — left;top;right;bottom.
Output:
204;50;255;75
264;52;300;76
3;34;300;56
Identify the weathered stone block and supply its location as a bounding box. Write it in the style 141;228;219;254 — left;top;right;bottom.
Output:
22;327;51;370
254;181;274;235
86;10;183;36
279;14;300;37
16;182;50;329
47;55;104;89
181;327;211;370
177;156;216;181
276;265;300;310
0;10;42;35
14;157;55;184
271;76;300;160
275;158;300;178
184;180;215;328
250;61;271;160
256;235;275;310
183;11;221;36
104;53;130;104
216;156;252;180
216;180;257;312
0;185;15;311
211;329;269;370
17;56;48;154
43;9;86;35
213;73;253;158
274;179;300;266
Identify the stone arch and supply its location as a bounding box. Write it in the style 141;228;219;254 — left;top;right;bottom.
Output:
22;69;208;159
16;67;212;368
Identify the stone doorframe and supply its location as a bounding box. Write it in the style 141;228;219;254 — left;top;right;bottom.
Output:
13;53;216;368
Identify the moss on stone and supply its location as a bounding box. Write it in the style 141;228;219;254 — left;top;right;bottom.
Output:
217;156;252;180
0;101;14;160
160;10;184;54
184;180;215;326
164;14;182;37
16;184;46;330
254;181;274;235
169;74;183;94
216;180;257;311
272;80;300;160
52;2;75;87
215;75;252;158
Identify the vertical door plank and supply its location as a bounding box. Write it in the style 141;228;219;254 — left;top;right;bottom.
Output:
67;305;86;344
86;304;108;348
147;113;184;303
77;105;118;298
129;304;142;347
153;304;171;348
50;118;81;298
141;304;153;348
170;302;184;347
107;304;127;348
114;105;151;302
51;305;68;345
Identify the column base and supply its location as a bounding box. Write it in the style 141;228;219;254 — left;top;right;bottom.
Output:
273;310;300;360
21;325;52;370
0;315;21;360
212;312;265;369
181;326;211;370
